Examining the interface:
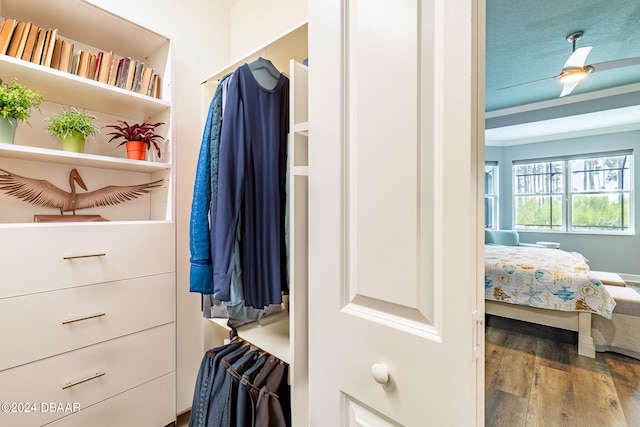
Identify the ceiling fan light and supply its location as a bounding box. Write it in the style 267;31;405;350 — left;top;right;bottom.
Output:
559;68;590;84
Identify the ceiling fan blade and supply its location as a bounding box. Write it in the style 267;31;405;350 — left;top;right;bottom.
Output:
563;46;592;69
497;75;557;90
589;57;640;72
560;81;579;97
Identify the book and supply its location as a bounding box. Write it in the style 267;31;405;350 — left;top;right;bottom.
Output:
97;51;113;84
14;22;31;59
0;17;18;54
70;50;80;75
115;57;124;88
92;51;102;80
150;73;161;98
39;28;51;64
20;23;39;61
76;50;90;77
6;20;27;57
107;54;121;86
131;60;145;92
87;53;97;79
29;27;47;64
124;58;137;91
117;56;130;88
49;37;63;69
138;65;154;95
58;40;73;72
41;28;58;67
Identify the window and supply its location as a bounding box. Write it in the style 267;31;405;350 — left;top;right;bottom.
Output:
513;152;633;233
485;162;498;229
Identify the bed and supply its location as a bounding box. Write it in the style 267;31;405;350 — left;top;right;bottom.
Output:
484;244;617;358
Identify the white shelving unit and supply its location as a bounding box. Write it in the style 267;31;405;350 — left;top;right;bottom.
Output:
0;1;176;425
288;58;309;425
0;0;173;224
200;21;308;427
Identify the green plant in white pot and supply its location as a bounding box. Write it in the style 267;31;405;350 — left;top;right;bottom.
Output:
45;108;99;153
0;77;43;144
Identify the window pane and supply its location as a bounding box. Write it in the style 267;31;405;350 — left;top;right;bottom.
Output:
485;196;495;228
485;165;496;195
485;164;498;228
514;161;563;195
571;193;630;231
570;155;630;192
514;195;563;230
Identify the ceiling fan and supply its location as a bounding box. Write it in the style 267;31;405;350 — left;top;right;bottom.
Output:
501;31;640;97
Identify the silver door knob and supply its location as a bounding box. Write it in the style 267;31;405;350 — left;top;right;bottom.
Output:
371;363;390;385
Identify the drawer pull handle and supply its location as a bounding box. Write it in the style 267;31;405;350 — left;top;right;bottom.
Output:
63;253;106;260
62;372;105;390
62;312;106;325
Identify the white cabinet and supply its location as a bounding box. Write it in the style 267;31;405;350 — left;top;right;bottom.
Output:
0;1;175;425
200;21;309;426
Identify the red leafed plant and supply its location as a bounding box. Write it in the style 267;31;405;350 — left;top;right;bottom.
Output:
106;120;165;158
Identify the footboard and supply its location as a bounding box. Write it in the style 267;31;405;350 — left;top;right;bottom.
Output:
485;300;595;358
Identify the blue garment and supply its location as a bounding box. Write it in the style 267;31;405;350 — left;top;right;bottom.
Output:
189;342;242;427
189;75;227;294
235;354;268;427
206;345;252;427
213;64;289;308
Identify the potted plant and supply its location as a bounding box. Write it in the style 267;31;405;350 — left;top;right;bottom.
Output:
0;77;43;144
44;107;100;153
105;120;165;160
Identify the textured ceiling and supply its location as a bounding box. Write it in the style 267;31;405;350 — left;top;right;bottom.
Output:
486;0;640;112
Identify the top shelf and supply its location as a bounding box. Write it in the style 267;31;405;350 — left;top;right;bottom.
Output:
0;0;168;60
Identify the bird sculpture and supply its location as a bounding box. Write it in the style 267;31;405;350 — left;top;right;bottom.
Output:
0;168;163;215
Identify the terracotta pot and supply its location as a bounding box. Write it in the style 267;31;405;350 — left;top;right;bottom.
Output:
125;141;147;160
0;116;17;144
60;131;86;153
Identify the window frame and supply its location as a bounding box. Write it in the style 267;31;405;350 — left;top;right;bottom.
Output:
485;162;499;229
512;151;634;235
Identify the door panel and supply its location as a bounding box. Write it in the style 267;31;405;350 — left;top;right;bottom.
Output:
309;0;484;425
346;396;402;427
344;0;434;332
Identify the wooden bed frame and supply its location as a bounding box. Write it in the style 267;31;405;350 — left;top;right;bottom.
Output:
485;300;595;358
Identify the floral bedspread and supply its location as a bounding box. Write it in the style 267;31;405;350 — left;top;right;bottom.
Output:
485;245;616;319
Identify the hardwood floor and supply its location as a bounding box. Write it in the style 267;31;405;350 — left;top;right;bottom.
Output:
486;314;640;426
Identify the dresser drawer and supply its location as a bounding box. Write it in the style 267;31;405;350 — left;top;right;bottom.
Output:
0;324;174;427
45;373;175;427
0;222;174;298
0;273;174;372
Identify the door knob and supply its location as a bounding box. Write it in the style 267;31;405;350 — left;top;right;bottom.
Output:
371;363;390;385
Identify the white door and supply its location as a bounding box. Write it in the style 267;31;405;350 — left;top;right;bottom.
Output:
308;0;485;426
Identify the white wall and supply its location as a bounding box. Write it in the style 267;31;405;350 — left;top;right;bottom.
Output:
85;0;231;414
229;0;308;60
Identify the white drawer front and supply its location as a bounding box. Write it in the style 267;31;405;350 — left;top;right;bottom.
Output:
0;324;174;427
0;222;175;298
0;273;175;371
45;373;175;427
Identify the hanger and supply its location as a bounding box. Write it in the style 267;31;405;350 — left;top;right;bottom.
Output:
248;57;281;89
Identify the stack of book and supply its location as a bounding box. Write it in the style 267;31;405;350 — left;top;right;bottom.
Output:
0;16;161;98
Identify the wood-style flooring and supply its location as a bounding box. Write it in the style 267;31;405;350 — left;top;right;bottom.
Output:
486;314;640;427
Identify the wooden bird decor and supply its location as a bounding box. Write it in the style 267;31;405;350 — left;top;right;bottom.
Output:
0;168;163;221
